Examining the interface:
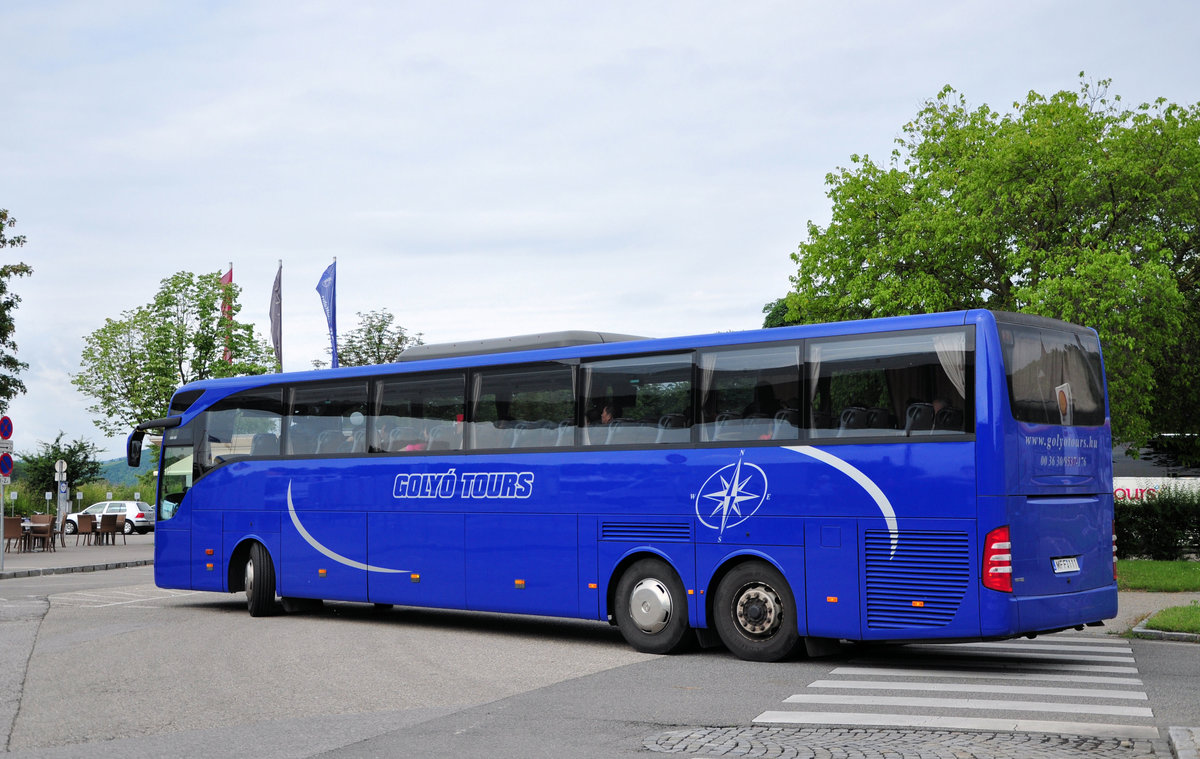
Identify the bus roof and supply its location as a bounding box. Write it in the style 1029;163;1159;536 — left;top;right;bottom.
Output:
397;330;647;362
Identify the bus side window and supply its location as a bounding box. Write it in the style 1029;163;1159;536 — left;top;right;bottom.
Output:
287;382;369;455
198;388;284;473
806;328;972;439
581;354;692;446
469;365;574;450
698;345;800;443
374;372;465;453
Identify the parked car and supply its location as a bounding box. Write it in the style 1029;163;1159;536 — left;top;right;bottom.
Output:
64;501;155;535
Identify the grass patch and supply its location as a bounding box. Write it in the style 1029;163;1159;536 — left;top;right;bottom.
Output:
1116;560;1200;592
1142;602;1200;635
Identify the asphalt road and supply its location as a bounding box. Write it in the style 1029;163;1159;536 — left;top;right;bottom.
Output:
2;567;1197;758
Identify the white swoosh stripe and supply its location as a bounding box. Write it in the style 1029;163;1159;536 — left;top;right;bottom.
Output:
287;481;406;574
784;445;898;557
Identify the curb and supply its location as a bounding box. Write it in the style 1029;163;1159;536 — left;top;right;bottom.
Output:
1130;619;1200;643
0;559;154;581
1171;727;1200;759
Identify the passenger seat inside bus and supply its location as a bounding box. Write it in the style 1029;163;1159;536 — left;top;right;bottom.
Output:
772;408;800;439
904;403;935;434
251;433;279;456
932;406;964;432
656;414;689;444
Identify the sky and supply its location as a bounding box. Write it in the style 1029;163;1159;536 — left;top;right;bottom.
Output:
3;1;1199;461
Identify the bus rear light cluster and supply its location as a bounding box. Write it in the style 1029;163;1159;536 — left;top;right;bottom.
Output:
982;525;1013;593
1113;521;1118;581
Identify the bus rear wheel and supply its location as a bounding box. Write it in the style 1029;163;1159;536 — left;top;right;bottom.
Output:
614;558;690;655
245;542;278;617
713;561;800;662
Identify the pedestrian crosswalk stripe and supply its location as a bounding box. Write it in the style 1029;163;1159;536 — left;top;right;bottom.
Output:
831;665;1142;686
752;712;1160;740
885;647;1134;664
807;679;1147;700
948;640;1133;654
780;693;1153;718
1014;635;1131;645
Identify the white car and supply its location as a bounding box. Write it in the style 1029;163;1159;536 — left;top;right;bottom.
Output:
64;501;155;535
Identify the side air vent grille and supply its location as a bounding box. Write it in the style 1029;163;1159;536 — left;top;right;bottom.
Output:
600;522;692;543
865;530;970;629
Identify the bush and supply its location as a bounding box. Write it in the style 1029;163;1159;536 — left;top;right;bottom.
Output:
1115;486;1200;560
1149;434;1200;469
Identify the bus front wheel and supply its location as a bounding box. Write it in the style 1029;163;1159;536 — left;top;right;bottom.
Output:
713;561;800;662
614;558;690;655
245;543;278;617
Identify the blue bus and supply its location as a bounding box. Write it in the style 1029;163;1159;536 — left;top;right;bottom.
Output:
128;309;1117;661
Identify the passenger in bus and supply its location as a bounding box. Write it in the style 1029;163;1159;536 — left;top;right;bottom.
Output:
600;404;615;425
742;381;780;419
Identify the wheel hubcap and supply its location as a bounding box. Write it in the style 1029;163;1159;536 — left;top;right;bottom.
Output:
735;584;781;637
245;559;255;598
629;577;672;634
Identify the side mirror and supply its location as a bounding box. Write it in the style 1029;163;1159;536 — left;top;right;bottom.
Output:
126;429;145;468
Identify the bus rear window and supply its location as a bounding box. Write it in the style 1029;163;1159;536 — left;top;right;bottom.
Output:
999;324;1105;427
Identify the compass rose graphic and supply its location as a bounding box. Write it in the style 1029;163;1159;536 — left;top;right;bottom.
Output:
695;452;769;541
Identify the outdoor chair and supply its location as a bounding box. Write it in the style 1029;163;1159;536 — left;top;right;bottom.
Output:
3;516;26;553
97;514;118;546
28;514;55;552
114;514;127;545
76;514;96;546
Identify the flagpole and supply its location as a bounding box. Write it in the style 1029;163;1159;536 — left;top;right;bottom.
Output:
330;256;337;369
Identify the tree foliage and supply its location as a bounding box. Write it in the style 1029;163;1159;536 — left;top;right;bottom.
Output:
782;76;1200;446
16;432;103;505
327;308;422;367
0;209;32;413
73;271;275;436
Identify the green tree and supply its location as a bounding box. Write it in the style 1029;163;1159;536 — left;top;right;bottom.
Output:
761;296;800;328
73;271;275;436
331;308;422;367
16;432;103;508
783;76;1198;447
0;209;32;413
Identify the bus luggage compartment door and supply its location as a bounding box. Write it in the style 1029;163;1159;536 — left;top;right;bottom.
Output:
804;519;861;640
465;514;579;617
280;511;369;602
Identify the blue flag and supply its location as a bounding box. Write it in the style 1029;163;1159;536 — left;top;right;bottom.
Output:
316;260;337;368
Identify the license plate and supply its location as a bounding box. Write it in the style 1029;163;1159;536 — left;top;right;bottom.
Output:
1052;557;1080;573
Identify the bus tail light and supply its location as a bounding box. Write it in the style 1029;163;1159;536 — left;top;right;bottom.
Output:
1112;521;1118;581
982;526;1012;593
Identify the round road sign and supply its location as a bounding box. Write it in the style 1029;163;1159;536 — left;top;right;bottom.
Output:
0;416;11;440
0;453;12;477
